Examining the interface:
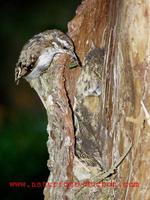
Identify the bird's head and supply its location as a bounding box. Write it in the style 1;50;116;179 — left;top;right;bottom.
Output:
51;30;80;68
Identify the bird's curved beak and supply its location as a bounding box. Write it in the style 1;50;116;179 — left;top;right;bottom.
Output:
67;51;80;68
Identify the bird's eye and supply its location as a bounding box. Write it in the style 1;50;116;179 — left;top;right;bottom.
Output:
63;46;68;50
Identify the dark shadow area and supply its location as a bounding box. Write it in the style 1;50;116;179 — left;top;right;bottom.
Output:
0;0;81;199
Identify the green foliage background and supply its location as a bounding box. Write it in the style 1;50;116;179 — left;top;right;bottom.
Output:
0;0;80;199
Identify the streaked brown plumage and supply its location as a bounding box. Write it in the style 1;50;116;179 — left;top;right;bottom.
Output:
15;29;79;84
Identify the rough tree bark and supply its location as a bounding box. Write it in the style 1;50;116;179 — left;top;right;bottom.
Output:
27;0;150;199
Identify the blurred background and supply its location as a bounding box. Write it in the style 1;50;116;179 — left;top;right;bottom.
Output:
0;0;80;199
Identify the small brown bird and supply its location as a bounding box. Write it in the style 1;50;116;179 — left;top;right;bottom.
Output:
15;29;79;84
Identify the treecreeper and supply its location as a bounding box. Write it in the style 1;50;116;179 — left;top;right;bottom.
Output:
15;29;79;85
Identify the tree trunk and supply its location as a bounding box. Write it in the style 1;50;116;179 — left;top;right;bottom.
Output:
28;0;150;199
